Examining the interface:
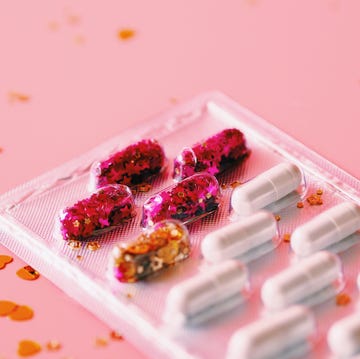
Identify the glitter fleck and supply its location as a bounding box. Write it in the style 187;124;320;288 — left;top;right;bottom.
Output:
95;337;108;347
336;293;351;306
316;189;323;196
118;28;136;40
283;233;291;243
17;340;42;357
110;330;124;341
306;194;323;206
16;266;40;281
0;255;13;269
275;215;281;221
67;240;82;250
297;202;304;209
230;181;242;189
86;241;101;251
46;340;62;351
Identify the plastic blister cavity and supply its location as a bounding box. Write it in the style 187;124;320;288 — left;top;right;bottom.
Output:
231;162;303;216
173;128;249;181
58;184;135;241
201;211;279;263
328;312;360;358
141;173;221;227
261;251;343;310
89;138;166;190
163;260;248;327
111;220;190;282
226;306;316;359
291;201;360;256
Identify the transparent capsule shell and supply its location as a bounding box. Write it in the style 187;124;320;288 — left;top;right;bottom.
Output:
111;220;190;283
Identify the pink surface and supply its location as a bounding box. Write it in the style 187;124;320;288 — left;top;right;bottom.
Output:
1;1;359;358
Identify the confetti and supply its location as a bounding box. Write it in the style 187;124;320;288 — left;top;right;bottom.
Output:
67;240;82;250
0;255;13;270
306;194;323;206
76;255;82;260
95;337;108;347
283;233;291;243
316;189;323;196
110;330;123;341
336;293;351;306
8;305;34;321
17;340;42;357
296;202;304;209
117;28;136;41
86;241;101;251
0;300;18;316
8;92;30;103
16;266;40;281
46;340;62;351
230;181;242;189
275;215;281;221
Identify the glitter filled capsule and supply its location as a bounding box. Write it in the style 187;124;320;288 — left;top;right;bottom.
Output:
231;162;302;216
226;306;316;359
59;184;135;241
90;139;166;189
173;128;249;181
112;220;190;282
141;173;221;227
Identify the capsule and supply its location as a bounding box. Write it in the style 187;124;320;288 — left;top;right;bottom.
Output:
90;139;166;189
231;162;302;216
227;306;316;359
291;202;360;256
141;173;221;227
59;184;135;241
201;211;278;263
261;251;342;310
328;313;360;358
163;260;248;326
173;128;249;181
111;220;190;283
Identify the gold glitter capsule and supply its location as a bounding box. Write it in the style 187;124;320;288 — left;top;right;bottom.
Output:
67;240;82;250
283;233;291;243
206;193;212;199
275;215;281;222
86;241;101;251
316;189;323;196
16;266;40;281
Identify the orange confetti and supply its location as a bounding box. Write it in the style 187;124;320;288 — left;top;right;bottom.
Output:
118;28;136;41
46;340;62;351
86;241;101;251
0;300;18;316
336;293;351;306
16;266;40;281
316;189;323;196
17;340;42;357
306;194;323;206
296;202;304;208
283;233;291;243
230;181;242;189
95;337;108;347
8;92;30;103
8;305;34;321
110;330;124;341
275;215;281;221
0;255;13;269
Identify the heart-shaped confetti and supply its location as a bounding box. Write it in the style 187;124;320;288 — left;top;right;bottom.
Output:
8;305;34;321
0;255;13;269
0;300;18;316
16;266;40;281
17;340;41;357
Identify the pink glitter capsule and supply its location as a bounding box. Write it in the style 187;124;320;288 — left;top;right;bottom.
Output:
91;139;166;189
173;128;249;181
141;173;221;227
59;184;135;241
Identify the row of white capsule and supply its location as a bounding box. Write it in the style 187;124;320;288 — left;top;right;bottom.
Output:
162;162;360;358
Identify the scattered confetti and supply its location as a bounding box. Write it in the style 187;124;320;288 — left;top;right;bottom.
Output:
95;337;108;347
8;305;34;321
110;330;123;341
86;241;101;251
17;340;42;357
336;293;351;306
8;92;30;103
283;233;291;243
0;255;13;269
67;240;82;250
117;28;136;41
306;194;323;206
316;189;323;196
0;300;18;316
16;266;40;281
275;215;281;221
46;340;62;351
296;202;304;209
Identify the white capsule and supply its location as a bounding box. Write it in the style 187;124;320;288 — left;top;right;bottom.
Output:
227;306;315;359
201;211;278;263
231;162;302;216
163;260;248;326
328;312;360;358
291;202;360;256
261;251;342;310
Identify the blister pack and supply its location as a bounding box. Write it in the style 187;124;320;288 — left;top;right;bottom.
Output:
1;92;360;359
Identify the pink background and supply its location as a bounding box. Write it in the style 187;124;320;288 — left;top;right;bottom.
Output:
1;1;359;358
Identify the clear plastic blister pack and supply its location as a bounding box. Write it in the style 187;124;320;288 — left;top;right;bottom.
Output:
1;92;360;359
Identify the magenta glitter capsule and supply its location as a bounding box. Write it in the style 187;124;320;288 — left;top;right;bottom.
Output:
173;128;249;181
90;139;166;189
112;220;190;283
59;184;135;241
141;173;221;227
